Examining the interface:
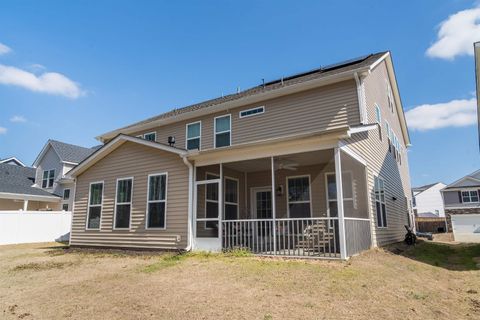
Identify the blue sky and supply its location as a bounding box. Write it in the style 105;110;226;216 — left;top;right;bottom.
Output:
0;0;479;187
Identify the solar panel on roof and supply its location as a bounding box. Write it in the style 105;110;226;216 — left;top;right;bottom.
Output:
321;54;371;72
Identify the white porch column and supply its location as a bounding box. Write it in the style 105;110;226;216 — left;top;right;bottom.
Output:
271;156;277;254
23;200;28;211
219;163;223;240
334;147;347;259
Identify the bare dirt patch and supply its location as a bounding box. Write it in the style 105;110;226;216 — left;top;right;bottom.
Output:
0;242;479;319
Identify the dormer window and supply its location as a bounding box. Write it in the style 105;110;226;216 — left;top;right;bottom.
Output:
42;169;55;188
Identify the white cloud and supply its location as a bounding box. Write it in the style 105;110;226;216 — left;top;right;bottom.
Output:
0;64;84;99
0;127;7;134
426;7;480;59
0;42;11;55
10;115;27;123
406;98;477;131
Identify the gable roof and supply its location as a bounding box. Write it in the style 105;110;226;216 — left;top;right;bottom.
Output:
33;139;97;167
412;182;439;192
68;134;187;178
97;51;410;145
0;157;26;167
443;169;480;190
0;163;60;198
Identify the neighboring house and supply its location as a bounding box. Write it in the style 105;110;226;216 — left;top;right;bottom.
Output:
0;157;26;167
31;140;97;211
412;182;446;217
441;170;480;231
0;163;60;210
69;51;413;259
0;140;96;211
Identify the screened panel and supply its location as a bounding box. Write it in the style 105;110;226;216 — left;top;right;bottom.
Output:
340;150;368;219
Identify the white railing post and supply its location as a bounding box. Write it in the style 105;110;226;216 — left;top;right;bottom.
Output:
271;156;277;254
335;147;347;259
219;163;223;243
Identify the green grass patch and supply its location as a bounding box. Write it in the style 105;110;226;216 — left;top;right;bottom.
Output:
403;241;480;270
141;254;187;273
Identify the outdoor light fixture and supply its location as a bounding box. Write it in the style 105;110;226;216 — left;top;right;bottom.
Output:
276;185;284;197
168;136;176;147
392;196;397;201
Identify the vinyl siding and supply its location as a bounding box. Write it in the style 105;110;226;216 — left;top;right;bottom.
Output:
131;80;360;149
71;142;189;249
344;61;412;246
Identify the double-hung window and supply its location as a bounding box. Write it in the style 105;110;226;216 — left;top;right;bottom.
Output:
214;115;231;148
186;122;201;150
114;178;133;229
143;132;156;142
63;188;70;200
87;182;103;229
147;173;168;229
374;176;387;228
224;177;238;220
461;190;479;203
287;176;311;218
42;169;55;188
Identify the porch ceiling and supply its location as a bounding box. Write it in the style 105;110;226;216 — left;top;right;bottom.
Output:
223;149;334;173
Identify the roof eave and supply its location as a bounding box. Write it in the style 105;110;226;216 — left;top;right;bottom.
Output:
96;66;371;143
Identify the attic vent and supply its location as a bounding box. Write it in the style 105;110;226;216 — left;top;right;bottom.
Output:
239;106;265;118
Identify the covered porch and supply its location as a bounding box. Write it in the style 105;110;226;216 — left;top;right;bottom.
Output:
192;146;372;259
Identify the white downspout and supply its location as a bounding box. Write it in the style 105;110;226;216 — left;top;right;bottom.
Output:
182;156;194;251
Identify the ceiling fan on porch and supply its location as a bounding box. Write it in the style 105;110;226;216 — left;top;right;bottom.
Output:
275;158;299;171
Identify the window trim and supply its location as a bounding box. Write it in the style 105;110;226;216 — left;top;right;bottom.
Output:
374;103;382;124
224;176;239;220
374;176;388;228
213;114;231;148
86;181;104;230
185;121;202;151
113;177;134;230
63;188;71;200
286;175;313;218
143;132;157;142
239;106;265;118
145;172;168;230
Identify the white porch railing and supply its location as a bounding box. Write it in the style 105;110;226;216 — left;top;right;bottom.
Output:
222;217;341;258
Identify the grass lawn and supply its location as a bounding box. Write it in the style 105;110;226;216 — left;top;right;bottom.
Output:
0;241;479;319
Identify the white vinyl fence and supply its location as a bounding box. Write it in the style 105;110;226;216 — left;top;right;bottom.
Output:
0;211;72;245
451;214;480;243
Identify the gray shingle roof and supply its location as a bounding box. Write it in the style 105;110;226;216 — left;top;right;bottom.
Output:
49;140;97;164
0;163;59;197
108;52;387;134
412;182;439;192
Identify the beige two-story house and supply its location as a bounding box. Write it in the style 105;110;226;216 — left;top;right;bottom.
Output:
69;51;412;259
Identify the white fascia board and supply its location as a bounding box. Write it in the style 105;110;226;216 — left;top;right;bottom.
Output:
69;135;187;177
0;192;61;202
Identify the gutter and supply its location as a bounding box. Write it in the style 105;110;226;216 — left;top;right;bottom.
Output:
181;156;194;252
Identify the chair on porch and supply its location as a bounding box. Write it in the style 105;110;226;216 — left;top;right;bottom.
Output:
294;222;336;254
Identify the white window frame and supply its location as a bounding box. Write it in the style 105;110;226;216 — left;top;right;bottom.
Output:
86;181;104;230
239;106;265;118
205;172;220;229
185;121;201;151
374;176;387;228
146;172;168;230
42;169;55;188
286;175;312;218
113;177;134;230
374;103;382;124
143;132;156;142
224;176;239;220
63;188;71;200
214;114;231;148
461;190;479;203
